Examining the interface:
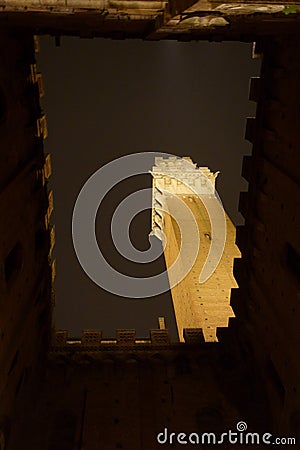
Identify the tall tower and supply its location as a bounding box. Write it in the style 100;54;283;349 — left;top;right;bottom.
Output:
151;156;240;342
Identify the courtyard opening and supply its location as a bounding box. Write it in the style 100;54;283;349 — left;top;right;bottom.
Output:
36;37;261;340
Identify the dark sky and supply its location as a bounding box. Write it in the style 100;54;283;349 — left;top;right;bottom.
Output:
37;37;260;339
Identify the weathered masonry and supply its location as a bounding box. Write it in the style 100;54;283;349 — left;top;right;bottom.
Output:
0;2;300;449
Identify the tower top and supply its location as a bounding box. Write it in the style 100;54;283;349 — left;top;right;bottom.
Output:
151;155;219;195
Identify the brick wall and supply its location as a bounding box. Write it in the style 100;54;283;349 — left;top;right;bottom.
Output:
0;34;52;445
228;37;300;437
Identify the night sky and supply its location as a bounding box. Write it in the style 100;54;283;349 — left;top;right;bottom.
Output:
37;37;260;339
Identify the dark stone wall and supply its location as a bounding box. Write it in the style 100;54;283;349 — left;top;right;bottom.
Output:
10;346;250;450
229;37;300;437
0;35;52;448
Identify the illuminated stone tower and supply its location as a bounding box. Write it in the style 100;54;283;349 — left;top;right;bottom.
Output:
151;156;240;342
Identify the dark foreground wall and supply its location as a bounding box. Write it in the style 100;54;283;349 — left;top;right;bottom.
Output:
0;35;53;448
228;36;300;440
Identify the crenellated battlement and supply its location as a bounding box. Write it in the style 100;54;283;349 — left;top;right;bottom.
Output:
51;327;206;349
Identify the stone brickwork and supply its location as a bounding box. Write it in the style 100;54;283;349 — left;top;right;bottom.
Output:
51;328;209;348
152;157;241;342
10;345;253;450
0;1;300;40
223;37;300;440
0;34;53;446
